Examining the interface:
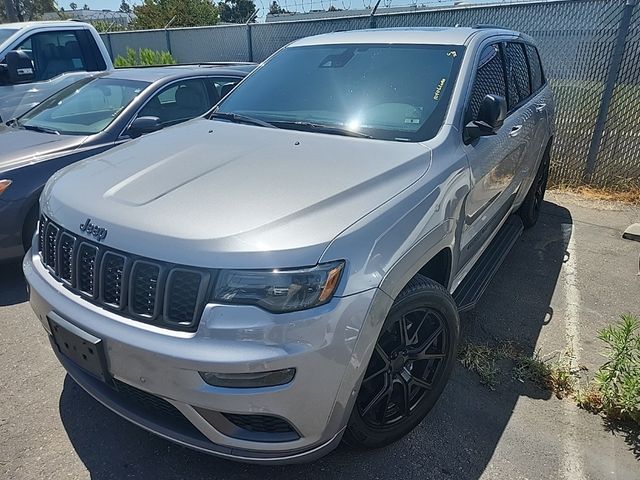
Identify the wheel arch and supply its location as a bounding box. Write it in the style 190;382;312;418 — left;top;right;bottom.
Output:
377;219;456;302
324;225;458;439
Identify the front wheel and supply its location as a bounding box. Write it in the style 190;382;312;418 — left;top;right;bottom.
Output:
344;275;460;449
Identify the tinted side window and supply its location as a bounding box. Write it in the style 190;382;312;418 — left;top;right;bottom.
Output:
206;76;242;102
139;79;211;127
75;29;107;71
14;31;88;81
468;43;506;122
525;44;544;92
505;42;531;109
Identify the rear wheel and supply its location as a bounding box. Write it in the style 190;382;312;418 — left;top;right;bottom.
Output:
518;144;551;229
344;275;460;449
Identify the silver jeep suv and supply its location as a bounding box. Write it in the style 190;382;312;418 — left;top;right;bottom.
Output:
24;27;554;463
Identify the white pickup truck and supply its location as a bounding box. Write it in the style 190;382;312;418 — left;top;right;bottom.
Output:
0;21;113;121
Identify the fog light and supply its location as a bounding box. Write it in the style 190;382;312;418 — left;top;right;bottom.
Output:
199;368;295;388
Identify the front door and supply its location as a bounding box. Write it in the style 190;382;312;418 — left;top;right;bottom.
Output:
459;41;532;268
0;30;90;121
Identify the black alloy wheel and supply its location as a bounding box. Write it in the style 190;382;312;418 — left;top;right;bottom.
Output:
357;307;448;427
344;275;459;448
519;143;551;229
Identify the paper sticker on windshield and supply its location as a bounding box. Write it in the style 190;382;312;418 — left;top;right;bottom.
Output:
404;118;421;124
433;78;446;101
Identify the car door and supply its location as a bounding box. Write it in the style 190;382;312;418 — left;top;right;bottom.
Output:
503;41;543;205
518;43;552;198
0;30;93;121
459;40;533;268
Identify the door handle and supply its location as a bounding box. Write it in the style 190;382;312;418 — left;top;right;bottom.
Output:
535;103;547;112
509;125;523;137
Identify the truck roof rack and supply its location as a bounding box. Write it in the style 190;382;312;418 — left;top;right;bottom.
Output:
472;24;511;30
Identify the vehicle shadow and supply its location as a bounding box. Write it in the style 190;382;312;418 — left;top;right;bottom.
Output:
59;200;573;480
0;260;28;306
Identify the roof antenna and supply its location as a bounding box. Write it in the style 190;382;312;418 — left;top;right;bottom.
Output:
369;0;382;29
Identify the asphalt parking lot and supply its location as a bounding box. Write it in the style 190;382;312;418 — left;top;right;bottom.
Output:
1;191;638;480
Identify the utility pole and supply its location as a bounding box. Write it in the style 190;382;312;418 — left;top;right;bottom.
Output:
3;0;19;22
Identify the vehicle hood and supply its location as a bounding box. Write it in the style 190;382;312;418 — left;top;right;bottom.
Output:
0;125;86;172
43;119;431;268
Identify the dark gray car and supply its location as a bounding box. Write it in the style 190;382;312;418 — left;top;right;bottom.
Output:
0;63;254;262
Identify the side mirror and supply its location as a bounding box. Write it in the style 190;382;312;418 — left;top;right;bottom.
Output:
464;94;507;142
128;116;163;138
5;50;35;84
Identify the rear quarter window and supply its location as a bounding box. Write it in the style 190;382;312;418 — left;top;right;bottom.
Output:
525;44;544;92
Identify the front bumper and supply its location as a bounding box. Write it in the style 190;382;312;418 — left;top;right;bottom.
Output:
24;249;380;463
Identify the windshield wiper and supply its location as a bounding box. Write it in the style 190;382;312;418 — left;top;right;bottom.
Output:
22;124;61;135
269;121;372;139
209;112;275;128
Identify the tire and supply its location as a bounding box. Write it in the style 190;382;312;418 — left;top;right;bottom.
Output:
518;143;551;229
344;274;460;449
22;204;39;253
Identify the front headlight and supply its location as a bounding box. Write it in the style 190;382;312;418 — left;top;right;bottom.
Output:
212;261;344;313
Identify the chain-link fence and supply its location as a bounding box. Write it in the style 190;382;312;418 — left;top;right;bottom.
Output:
101;0;640;189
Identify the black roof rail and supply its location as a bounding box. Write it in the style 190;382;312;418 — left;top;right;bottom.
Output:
122;62;256;70
472;24;511;30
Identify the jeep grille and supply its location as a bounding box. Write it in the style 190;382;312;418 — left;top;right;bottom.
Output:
38;215;210;331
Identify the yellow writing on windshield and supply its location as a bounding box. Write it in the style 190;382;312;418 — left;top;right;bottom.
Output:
433;78;446;101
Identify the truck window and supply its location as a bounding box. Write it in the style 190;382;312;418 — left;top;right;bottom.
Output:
0;28;18;46
217;43;465;142
505;42;531;110
525;44;544;92
13;31;88;81
467;43;507;123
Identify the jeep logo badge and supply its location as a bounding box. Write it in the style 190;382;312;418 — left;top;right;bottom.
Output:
79;218;108;242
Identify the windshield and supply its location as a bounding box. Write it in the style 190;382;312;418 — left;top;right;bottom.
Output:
0;28;18;47
216;43;464;142
18;76;149;135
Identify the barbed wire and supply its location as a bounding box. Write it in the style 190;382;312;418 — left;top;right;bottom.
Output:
263;0;549;16
60;0;551;31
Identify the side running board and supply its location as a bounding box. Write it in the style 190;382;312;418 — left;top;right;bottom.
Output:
453;215;524;312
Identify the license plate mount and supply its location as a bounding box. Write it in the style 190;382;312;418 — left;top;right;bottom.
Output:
48;313;110;384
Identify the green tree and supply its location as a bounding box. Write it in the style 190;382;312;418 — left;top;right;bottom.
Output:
268;0;289;14
69;2;77;9
82;3;89;9
132;0;219;29
118;0;130;13
218;0;256;23
1;0;57;22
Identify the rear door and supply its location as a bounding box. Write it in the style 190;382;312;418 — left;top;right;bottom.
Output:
519;43;552;196
503;41;543;202
459;40;533;268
